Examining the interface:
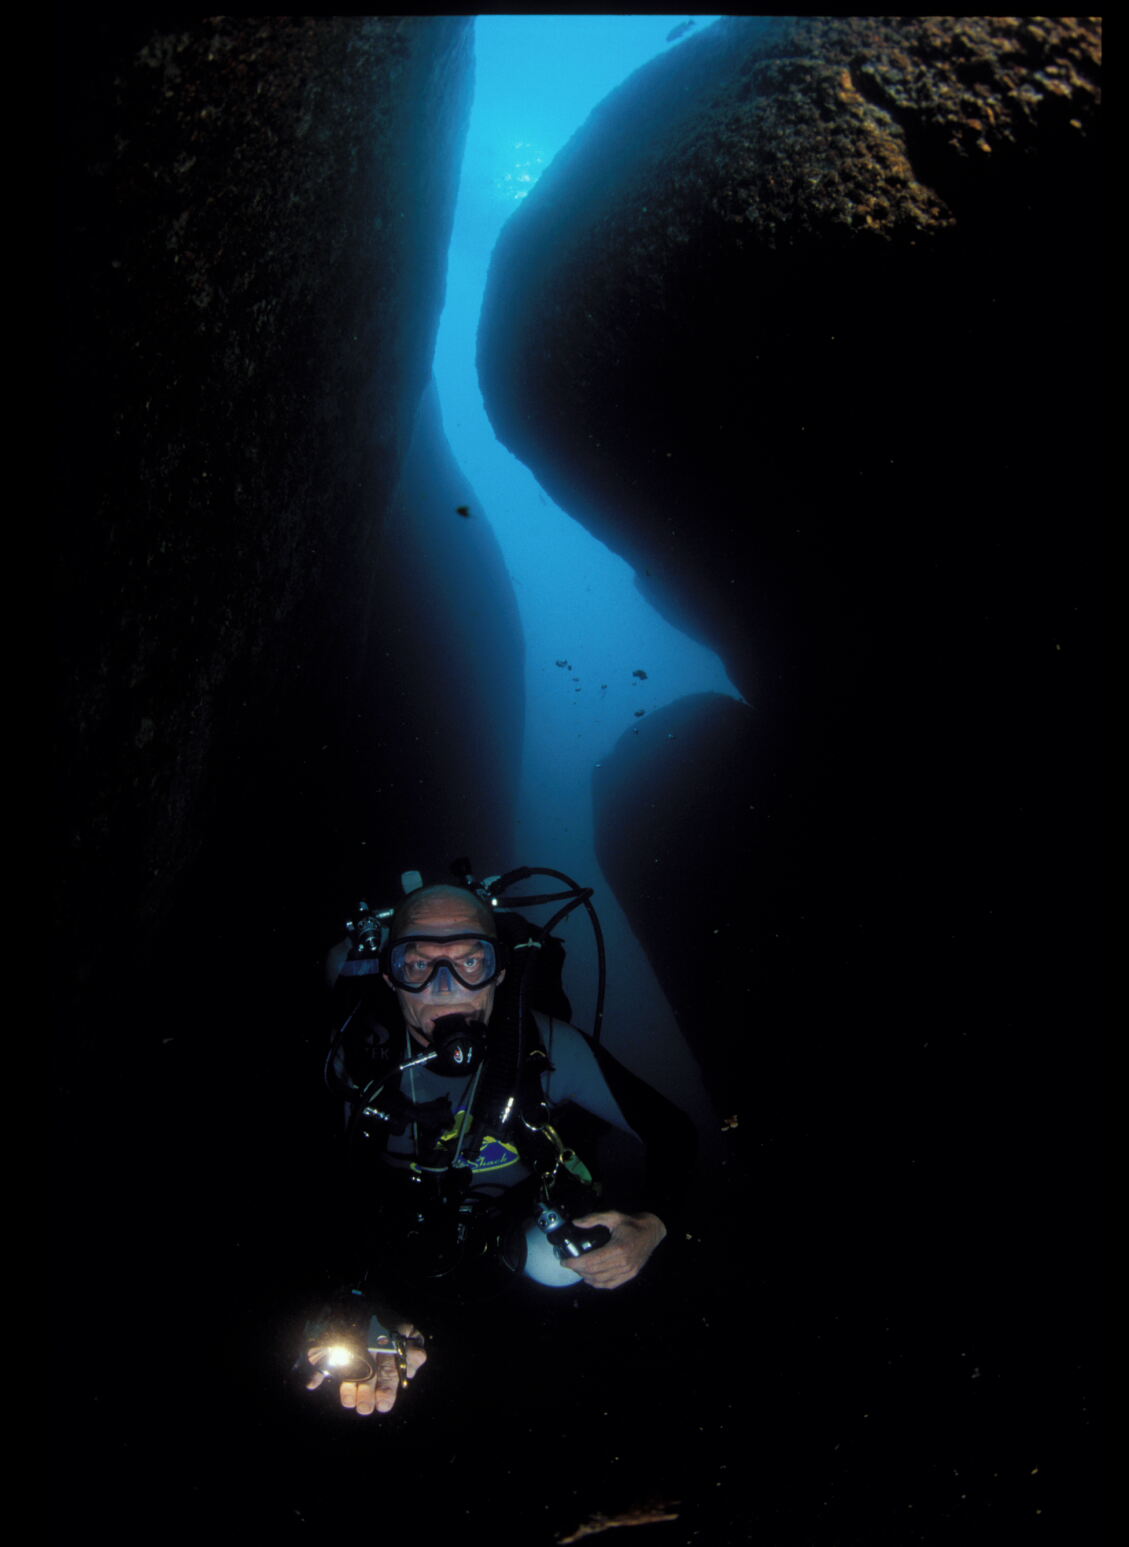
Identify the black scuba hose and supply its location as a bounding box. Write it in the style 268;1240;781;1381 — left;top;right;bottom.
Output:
482;880;610;1166
324;1001;364;1096
470;871;596;1137
491;866;607;1046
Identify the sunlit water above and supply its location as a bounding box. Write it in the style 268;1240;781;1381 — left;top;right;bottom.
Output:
431;15;734;1115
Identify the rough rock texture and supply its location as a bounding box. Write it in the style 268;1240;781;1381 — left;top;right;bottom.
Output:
487;16;1102;1496
56;15;483;1039
481;13;1103;1094
479;14;1101;716
53;20;521;1520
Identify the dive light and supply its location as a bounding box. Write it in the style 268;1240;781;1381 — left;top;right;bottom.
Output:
305;1290;404;1386
537;1206;611;1260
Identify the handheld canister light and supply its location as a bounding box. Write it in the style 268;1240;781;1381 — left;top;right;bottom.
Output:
321;1341;377;1384
306;1290;402;1387
538;1206;611;1260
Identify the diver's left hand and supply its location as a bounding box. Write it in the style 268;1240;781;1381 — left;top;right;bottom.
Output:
566;1210;667;1289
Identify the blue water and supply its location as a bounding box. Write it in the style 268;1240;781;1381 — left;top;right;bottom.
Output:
431;15;735;1121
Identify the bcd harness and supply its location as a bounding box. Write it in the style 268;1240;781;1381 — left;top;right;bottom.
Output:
371;1021;600;1209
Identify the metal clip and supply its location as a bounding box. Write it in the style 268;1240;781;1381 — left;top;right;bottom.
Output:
534;1120;572;1198
369;1331;409;1389
370;1329;426;1390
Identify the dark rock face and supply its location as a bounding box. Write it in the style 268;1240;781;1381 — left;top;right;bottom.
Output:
593;694;767;1117
53;20;522;1503
55;15;485;1037
488;14;1102;1477
479;15;1101;715
481;11;1102;1088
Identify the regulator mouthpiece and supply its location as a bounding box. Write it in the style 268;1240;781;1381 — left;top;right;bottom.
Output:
425;1013;488;1076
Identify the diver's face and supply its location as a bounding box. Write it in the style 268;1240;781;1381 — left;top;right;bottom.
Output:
385;901;504;1049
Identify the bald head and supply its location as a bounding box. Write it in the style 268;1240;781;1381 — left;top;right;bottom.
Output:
391;883;496;942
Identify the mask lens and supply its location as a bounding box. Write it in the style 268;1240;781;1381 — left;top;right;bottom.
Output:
388;936;498;992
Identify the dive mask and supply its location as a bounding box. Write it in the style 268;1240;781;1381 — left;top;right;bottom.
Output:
384;933;505;994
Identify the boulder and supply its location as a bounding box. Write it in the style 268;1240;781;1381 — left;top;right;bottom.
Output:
479;15;1101;718
489;14;1103;1367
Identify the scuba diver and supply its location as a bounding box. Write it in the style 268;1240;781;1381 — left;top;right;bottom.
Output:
304;862;696;1418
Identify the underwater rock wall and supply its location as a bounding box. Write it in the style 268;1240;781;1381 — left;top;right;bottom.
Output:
54;14;529;1308
592;694;772;1116
487;15;1102;1319
56;16;488;1043
479;15;1101;712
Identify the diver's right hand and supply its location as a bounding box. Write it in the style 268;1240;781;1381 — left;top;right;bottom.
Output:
306;1323;427;1416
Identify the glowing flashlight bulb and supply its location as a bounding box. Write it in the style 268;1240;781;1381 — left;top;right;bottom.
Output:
326;1345;354;1370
